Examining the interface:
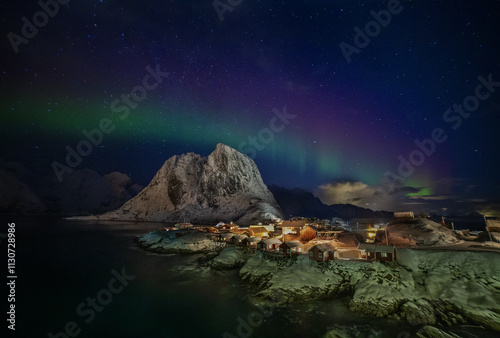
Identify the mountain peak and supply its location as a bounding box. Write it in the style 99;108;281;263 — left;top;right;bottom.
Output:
86;144;283;224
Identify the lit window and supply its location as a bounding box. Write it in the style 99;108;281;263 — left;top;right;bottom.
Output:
381;252;387;258
298;248;301;252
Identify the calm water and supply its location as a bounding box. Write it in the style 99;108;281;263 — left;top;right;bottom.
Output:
1;216;496;338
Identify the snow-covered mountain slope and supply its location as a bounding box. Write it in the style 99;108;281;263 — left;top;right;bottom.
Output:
86;143;284;224
380;218;462;246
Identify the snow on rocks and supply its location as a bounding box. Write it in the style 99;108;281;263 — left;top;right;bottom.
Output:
239;248;500;332
135;231;217;254
386;218;462;247
415;325;463;338
209;247;247;270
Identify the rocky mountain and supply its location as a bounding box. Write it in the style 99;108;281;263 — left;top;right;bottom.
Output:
0;159;143;215
269;185;393;220
40;169;143;215
0;167;46;214
85;144;284;224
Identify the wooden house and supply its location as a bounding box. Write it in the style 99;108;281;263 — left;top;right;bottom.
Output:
279;240;303;257
308;243;336;262
281;220;306;235
246;226;271;238
358;243;397;262
250;224;275;232
257;238;281;251
230;234;248;244
375;245;397;261
242;236;261;247
217;233;234;242
219;223;239;232
300;225;318;241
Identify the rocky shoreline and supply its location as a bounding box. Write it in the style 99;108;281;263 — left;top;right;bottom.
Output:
136;231;500;336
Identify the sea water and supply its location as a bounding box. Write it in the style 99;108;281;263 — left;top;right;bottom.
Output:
1;216;496;338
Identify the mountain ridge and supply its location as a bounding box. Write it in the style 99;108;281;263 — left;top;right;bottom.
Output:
268;184;393;220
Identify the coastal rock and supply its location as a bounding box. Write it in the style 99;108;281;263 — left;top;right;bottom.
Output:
210;247;247;270
323;324;383;338
239;248;500;333
136;231;217;253
415;325;462;338
399;299;436;325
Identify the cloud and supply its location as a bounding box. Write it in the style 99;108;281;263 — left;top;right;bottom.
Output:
313;180;417;211
313;178;500;216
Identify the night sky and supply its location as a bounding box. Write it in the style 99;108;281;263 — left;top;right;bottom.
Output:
1;1;499;216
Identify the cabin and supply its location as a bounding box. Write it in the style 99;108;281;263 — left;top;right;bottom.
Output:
358;243;376;259
279;240;303;257
246;226;271;238
394;211;414;219
281;220;306;235
242;236;261;247
308;243;336;262
231;229;247;234
250;224;275;232
230;234;248;245
217;233;234;242
257;238;282;251
207;226;218;233
358;243;397;262
300;225;318;241
219;223;239;232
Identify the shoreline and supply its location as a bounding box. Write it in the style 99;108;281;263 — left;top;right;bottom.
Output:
135;230;500;336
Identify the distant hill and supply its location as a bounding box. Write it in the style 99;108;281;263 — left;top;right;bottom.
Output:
268;185;393;220
0;159;143;215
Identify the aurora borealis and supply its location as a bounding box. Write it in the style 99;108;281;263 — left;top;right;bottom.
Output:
1;0;499;215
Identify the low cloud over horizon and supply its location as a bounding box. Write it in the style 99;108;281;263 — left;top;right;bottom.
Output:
313;179;500;217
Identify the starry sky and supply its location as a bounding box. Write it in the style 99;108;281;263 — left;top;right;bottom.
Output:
1;0;499;216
